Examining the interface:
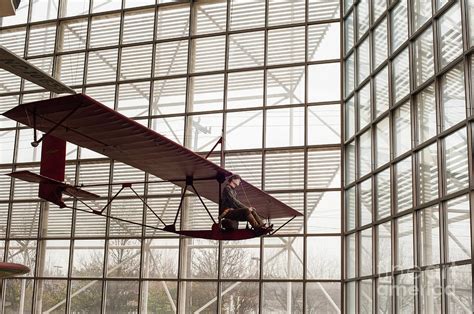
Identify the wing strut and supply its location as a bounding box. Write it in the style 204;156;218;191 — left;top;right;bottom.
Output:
165;175;218;232
28;104;81;147
81;183;166;227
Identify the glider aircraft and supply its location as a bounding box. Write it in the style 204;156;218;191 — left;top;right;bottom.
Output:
0;45;302;241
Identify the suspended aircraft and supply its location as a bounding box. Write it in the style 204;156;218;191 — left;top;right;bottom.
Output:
0;45;302;241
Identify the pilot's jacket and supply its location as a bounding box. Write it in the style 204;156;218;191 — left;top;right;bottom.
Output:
220;185;248;213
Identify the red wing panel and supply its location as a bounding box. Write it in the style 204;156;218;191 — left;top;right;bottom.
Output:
3;94;301;219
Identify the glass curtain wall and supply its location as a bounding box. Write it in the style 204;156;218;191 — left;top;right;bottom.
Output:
344;0;473;313
0;0;343;313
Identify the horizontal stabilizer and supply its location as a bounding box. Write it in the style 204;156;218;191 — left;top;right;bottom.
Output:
7;171;100;203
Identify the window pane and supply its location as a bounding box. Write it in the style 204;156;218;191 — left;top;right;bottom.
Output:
91;0;121;13
414;28;434;87
444;128;469;194
438;3;462;68
396;214;414;270
306;236;341;279
152;78;187;115
57;53;85;86
346;97;355;139
418;206;440;266
373;18;388;69
122;9;154;44
267;26;305;65
27;24;56;56
375;117;389;168
117;81;150;117
377;276;392;313
228;31;264;69
221;281;259;312
392;49;410;104
229;0;265;30
155;40;188;77
358;37;370;84
346;187;356;231
412;0;432;32
89;14;120;48
418;143;438;204
416;84;437;143
72;240;105;277
358;83;371;128
375;168;391;220
31;0;58;22
156;4;190;40
58;19;88;52
263;282;303;312
394;157;412;212
391;0;408;52
377;221;392;273
346;141;356;183
193;0;227;35
396;273;415;313
265;107;304;147
267;66;305;106
441;63;466;130
188;74;224;112
70;280;102;312
264;237;303;279
86;49;118;83
359;279;373;313
265;151;304;190
360;179;372;226
393;101;411;157
446;264;472;313
183;282;217;313
420;268;442;313
308;63;341;102
446;195;471;262
105;281;139;312
225;110;263;149
191;36;226;73
186;113;222;152
359;129;372;177
308;104;341;145
308;23;340;61
356;0;369;39
360;228;372;276
374;66;389;117
221;239;259;279
306;282;341;313
345;12;354;55
268;0;305;26
120;45;152;80
227;70;263;109
345;53;355;96
307;191;341;233
346;234;356;279
372;0;386;21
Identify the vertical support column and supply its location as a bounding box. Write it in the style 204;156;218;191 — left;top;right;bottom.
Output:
33;201;49;314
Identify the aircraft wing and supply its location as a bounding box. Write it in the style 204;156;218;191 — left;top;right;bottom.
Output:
0;45;76;94
3;94;302;219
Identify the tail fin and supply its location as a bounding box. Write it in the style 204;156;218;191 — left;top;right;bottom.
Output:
38;135;66;207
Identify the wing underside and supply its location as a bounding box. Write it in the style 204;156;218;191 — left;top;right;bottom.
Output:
3;94;301;219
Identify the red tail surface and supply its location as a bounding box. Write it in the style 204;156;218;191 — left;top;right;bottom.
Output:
38;135;66;207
